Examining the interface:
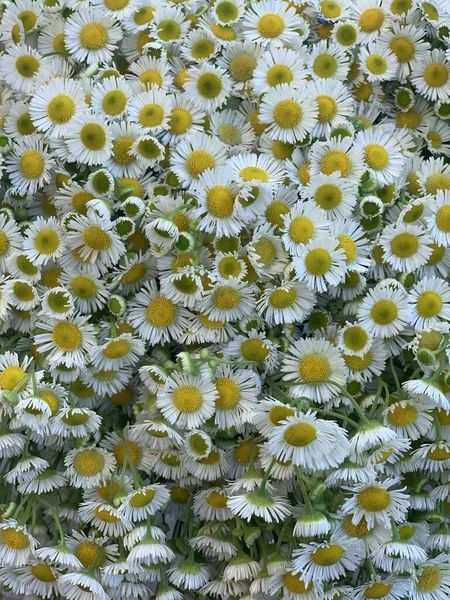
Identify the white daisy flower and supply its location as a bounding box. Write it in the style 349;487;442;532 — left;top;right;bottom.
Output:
291;536;365;584
6;135;54;195
243;0;307;48
281;337;347;402
157;371;217;429
342;478;410;528
258;83;318;144
64;7;123;63
293;235;347;293
358;285;409;338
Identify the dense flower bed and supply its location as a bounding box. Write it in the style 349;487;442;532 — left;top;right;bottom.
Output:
1;0;450;599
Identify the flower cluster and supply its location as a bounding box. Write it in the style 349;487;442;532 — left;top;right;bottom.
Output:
2;0;450;599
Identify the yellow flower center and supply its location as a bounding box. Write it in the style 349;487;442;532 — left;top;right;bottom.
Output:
283;573;313;594
289;216;314;244
313;54;337;78
39;390;60;416
103;339;131;359
0;527;29;549
366;55;387;75
173;385;203;413
398;524;416;540
253;237;276;266
363;583;394;599
80;123;107;150
416;565;443;593
320;0;341;18
196;73;222;98
337;234;357;264
129;488;156;507
16;55;40;78
105;0;130;10
342;514;371;538
62;410;89;425
391;0;412;15
390;232;419;258
241;338;269;361
13;281;34;302
344;351;372;371
170;487;190;503
336;23;357;46
102;90;127;116
192;39;215;60
47;95;75;124
215;377;240;409
114;440;141;466
435;205;450;232
139;103;163;128
316;95;337;122
207;491;228;508
269;404;295;425
257;13;284;38
93;506;119;522
364;144;389;170
112;136;134;165
427;445;450;461
233;440;259;463
218;256;242;279
305;248;332;276
186;150;215;178
71;191;95;215
359;8;384;33
30;564;56;582
426;174;450;195
198;450;221;465
52;322;83;351
269;287;297;309
139;69;163;88
424;63;449;88
320;150;351;176
35;229;60;254
82;226;111;251
206;186;235;218
273;99;302;128
80;23;108;50
311;544;345;566
390;37;415;62
240;166;269;182
158;19;180;41
213;286;240;309
370;299;398;325
145;296;177;327
343;326;368;352
298;352;331;380
73;449;105;476
16;111;35;135
71;276;96;299
417;291;443;318
168;107;192;135
53;33;66;53
357;486;390;511
75;541;105;568
20;151;45;179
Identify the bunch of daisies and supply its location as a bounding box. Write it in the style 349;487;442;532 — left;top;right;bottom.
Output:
3;0;450;599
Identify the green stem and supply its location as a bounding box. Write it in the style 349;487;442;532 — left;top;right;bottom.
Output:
260;458;276;493
295;467;312;510
434;409;443;443
310;406;360;429
389;358;402;398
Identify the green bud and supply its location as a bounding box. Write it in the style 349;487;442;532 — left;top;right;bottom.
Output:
416;348;437;367
244;527;261;545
